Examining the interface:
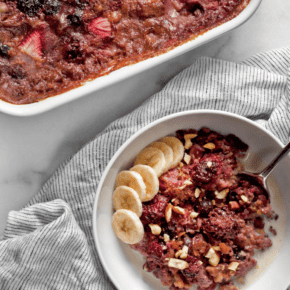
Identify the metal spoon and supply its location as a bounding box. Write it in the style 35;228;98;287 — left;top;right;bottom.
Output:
238;141;290;199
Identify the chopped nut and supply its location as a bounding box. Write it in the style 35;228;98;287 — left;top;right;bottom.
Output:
194;188;201;198
168;258;189;270
209;253;220;267
162;246;167;250
215;189;229;199
172;206;185;215
178;162;184;168
190;211;199;219
184;134;197;150
229;201;240;210
205;247;216;259
165;203;173;222
239;251;247;256
205;247;220;267
241;195;248;202
203;143;215;150
184;153;191;164
207;161;212;168
197;260;203;265
175;246;188;259
175;250;182;258
185;133;198;139
179;179;192;189
164;234;170;242
212;246;221;251
184;180;193;186
149;224;162;235
184;139;193;150
212;200;216;205
228;262;239;271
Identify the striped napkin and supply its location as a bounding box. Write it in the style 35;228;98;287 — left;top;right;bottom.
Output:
1;46;290;290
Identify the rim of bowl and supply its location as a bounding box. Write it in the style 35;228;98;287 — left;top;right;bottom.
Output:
92;109;284;290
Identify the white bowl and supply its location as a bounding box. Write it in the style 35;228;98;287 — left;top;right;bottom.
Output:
0;0;262;116
92;110;290;290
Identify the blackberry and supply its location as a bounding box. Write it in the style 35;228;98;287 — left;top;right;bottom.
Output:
43;0;61;15
67;13;82;26
195;198;213;217
9;66;26;79
17;0;43;16
74;0;88;9
0;44;10;57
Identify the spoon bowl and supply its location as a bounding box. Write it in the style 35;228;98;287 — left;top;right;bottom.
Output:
238;141;290;200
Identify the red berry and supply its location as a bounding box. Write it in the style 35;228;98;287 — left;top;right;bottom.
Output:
19;29;44;59
88;17;111;38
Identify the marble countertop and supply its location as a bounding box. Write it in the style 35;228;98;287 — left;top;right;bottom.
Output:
1;0;290;237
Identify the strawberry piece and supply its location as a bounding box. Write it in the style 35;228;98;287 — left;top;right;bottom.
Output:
88;17;111;38
19;29;44;59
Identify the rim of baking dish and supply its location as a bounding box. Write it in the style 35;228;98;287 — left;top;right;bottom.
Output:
0;0;262;116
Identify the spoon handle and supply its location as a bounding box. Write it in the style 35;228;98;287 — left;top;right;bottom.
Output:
260;141;290;178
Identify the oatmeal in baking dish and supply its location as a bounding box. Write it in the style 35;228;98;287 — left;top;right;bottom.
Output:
112;127;277;290
0;0;249;104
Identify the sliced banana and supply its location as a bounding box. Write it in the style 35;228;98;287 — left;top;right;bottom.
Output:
113;186;143;217
115;171;146;201
112;209;144;244
130;165;159;202
148;141;174;173
133;147;165;177
160;136;184;169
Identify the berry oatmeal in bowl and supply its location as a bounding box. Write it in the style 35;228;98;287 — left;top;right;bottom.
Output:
92;110;290;290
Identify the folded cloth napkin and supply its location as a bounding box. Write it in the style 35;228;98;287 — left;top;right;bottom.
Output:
1;46;290;290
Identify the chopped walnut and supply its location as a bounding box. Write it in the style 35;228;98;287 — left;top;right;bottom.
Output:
179;179;192;189
149;224;162;235
164;234;170;242
228;262;239;271
241;195;248;202
215;189;229;199
205;247;220;267
184;153;191;164
172;206;185;215
168;258;189;270
165;203;173;222
204;143;215;150
184;134;197;150
195;188;201;198
175;245;189;259
190;211;199;219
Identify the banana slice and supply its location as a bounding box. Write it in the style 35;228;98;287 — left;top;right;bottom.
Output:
133;147;165;177
130;165;159;202
160;136;184;169
112;209;144;244
115;171;146;201
113;186;142;217
148;141;174;173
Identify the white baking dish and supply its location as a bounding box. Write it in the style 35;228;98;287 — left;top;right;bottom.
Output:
0;0;262;116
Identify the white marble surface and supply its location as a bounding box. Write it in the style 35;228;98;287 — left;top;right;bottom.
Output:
1;0;290;237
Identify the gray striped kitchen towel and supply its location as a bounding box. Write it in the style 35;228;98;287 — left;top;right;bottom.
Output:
1;46;290;290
